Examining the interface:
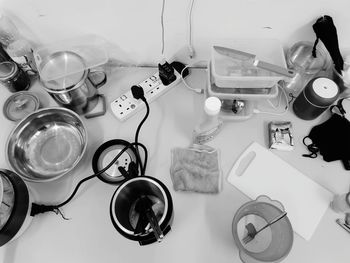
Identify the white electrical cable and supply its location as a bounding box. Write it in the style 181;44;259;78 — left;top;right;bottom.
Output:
253;82;289;116
188;0;195;58
180;60;207;93
160;0;166;56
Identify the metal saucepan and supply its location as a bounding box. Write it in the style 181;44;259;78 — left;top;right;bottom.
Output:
110;176;173;245
39;51;106;115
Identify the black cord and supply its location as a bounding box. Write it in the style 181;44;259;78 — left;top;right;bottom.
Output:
302;136;319;158
136;141;148;175
30;142;143;217
56;143;135;208
134;97;149;175
31;88;150;217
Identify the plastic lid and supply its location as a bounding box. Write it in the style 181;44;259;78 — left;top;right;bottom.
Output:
34;35;108;81
3;91;40;121
204;97;222;115
312;78;338;99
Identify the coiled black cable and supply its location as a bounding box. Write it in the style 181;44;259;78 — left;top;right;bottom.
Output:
31;86;149;217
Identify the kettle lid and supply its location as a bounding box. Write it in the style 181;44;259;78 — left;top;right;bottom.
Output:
3;91;40;122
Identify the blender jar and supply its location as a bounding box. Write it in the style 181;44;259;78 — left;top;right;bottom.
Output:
285;41;330;93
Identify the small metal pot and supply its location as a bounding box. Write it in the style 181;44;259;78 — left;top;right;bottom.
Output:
40;51;106;115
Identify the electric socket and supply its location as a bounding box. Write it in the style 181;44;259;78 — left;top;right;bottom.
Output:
111;69;183;121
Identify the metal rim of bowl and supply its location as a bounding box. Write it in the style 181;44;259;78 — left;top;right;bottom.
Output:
5;107;88;183
39;51;88;93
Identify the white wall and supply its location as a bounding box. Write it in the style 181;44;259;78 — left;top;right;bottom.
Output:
1;0;350;65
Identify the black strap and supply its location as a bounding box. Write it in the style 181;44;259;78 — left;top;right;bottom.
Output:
302;136;319;158
312;37;319;58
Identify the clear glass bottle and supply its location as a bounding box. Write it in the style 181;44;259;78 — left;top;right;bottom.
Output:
193;96;223;144
0;13;37;75
0;13;20;47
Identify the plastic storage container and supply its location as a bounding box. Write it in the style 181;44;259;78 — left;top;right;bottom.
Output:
211;39;287;89
207;62;279;121
0;13;37;75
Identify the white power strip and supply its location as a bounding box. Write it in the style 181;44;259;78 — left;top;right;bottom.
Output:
111;70;183;121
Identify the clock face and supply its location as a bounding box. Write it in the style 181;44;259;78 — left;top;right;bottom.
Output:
0;175;15;230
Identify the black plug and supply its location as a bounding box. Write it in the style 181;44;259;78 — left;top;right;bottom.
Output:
158;61;176;86
171;61;189;78
131;85;145;101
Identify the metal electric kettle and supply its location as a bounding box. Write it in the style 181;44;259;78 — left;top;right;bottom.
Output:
109;174;174;245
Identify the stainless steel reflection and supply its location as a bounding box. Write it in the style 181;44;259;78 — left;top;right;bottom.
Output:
111;177;169;236
6;107;87;182
40;51;106;115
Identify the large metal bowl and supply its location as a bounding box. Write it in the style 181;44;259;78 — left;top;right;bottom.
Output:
6;107;87;182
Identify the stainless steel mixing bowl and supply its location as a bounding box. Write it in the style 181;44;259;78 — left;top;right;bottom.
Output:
6;107;87;182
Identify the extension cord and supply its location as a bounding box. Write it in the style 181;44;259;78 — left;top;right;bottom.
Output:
111;69;183;121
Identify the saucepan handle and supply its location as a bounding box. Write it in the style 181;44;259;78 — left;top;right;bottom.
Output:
88;69;107;89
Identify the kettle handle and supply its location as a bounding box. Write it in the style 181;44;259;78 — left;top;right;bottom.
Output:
88;69;107;88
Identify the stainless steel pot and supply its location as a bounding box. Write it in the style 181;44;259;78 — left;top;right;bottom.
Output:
110;176;173;245
40;51;106;115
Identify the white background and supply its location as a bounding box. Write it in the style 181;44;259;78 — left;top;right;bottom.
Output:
1;1;350;263
1;0;350;64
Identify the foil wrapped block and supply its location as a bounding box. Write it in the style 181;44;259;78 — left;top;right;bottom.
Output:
269;121;294;151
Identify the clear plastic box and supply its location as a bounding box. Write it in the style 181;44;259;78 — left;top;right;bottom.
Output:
206;61;279;121
211;39;287;88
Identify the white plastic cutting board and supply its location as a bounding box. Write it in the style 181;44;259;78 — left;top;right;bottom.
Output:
228;142;333;241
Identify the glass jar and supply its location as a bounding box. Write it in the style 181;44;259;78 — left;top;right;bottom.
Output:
0;61;30;92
